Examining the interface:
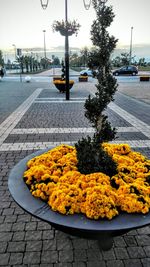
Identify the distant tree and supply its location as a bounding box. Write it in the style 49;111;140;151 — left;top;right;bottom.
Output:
70;53;81;67
53;56;60;66
0;50;4;66
120;52;130;66
24;56;30;73
111;56;122;67
80;46;89;67
138;57;146;66
111;52;136;67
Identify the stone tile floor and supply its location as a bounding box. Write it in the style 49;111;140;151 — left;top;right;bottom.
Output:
0;81;150;266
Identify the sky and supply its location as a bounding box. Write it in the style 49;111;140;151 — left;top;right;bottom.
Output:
0;0;150;53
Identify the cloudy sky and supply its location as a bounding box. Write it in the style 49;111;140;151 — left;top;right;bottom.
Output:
1;0;150;51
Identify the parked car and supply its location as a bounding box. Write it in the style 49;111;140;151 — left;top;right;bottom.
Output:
113;66;138;76
80;69;98;77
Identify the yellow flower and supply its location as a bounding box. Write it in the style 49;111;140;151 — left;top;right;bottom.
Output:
23;143;150;220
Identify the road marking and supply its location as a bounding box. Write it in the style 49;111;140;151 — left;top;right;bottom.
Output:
11;126;139;135
0;93;150;151
0;88;43;147
36;97;87;100
34;100;85;103
109;102;150;139
0;140;150;151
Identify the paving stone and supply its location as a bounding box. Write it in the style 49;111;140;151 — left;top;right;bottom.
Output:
2;208;14;215
137;226;150;235
87;261;106;267
12;231;25;241
143;246;150;257
59;249;73;263
25;230;42;241
114;247;129;259
87;248;102;261
72;239;88;249
55;230;69;239
25;222;37;231
12;222;25;231
37;221;52;230
123;259;143;267
114;236;126;247
141;258;150;267
42;230;54;240
0;253;10;266
9;252;23;265
0;232;13;241
74;249;87;261
40;264;53;267
124;235;137;246
54;263;72;267
0;242;7;253
0;223;12;232
135;235;150;246
14;207;25;215
57;238;72;250
72;262;86;267
127;246;145;258
41;250;59;263
17;214;31;222
0;201;11;209
23;252;41;264
26;240;43;251
4;215;17;223
87;240;99;249
43;239;57;251
102;249;116;260
106;260;124;267
7;241;26;252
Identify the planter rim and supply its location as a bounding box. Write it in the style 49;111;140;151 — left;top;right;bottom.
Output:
53;80;74;84
8;148;150;233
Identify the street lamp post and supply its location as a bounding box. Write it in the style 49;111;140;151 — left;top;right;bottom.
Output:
43;30;47;59
40;0;91;100
12;44;17;60
65;0;69;100
129;26;133;65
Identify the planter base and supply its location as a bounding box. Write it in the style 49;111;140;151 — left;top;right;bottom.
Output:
8;148;150;251
140;76;150;81
79;77;88;82
54;82;74;92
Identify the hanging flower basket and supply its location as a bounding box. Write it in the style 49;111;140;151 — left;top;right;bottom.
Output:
53;80;74;92
52;20;80;37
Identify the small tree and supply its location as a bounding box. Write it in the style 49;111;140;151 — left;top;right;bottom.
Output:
75;0;118;177
0;50;4;66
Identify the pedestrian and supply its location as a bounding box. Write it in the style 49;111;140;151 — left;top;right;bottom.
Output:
0;66;5;78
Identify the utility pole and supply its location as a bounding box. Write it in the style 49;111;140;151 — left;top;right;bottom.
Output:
129;26;133;65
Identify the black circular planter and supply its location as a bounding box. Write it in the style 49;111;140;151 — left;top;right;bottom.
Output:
8;148;150;250
54;83;74;92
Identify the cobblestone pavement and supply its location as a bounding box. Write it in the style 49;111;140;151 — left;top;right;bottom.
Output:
1;79;150;266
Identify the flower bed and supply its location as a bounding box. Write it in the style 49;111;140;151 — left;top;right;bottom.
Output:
23;143;150;220
79;75;88;82
140;76;150;81
53;80;74;91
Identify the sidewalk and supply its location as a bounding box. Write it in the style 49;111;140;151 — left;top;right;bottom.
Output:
0;80;150;266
